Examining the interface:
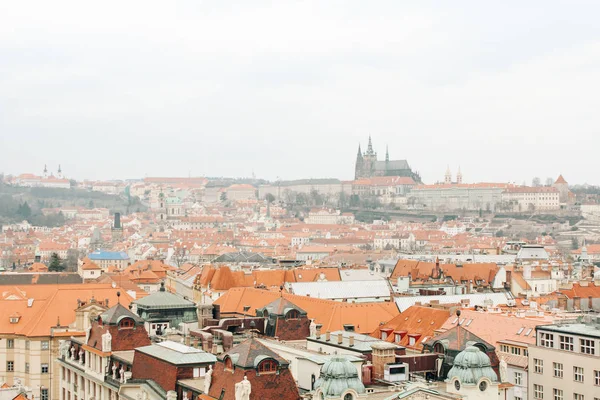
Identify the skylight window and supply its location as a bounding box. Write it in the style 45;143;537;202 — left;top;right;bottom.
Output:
452;318;459;324
516;327;524;335
525;328;533;336
465;319;473;326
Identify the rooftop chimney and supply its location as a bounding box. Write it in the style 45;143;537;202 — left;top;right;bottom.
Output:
337;333;343;345
349;335;355;347
316;324;322;339
325;331;331;342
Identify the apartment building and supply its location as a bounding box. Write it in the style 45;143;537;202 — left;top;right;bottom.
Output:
528;317;600;400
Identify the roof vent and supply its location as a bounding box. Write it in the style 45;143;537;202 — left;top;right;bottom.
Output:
27;298;34;308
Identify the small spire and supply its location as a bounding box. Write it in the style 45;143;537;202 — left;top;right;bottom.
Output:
385;145;389;162
367;135;374;153
44;164;47;173
58;164;62;173
357;144;362;156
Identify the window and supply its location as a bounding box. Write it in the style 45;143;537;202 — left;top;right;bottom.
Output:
258;359;278;374
534;384;543;400
409;336;416;346
500;344;509;353
41;341;49;350
41;389;48;400
119;318;134;329
559;336;573;351
534;358;544;374
594;370;600;386
7;361;14;372
553;362;563;378
25;363;29;373
394;334;401;343
541;333;554;348
580;339;595;355
224;357;234;371
511;346;521;355
514;372;522;385
25;340;30;350
574;366;584;382
41;363;49;374
286;310;299;319
381;331;388;340
7;339;14;349
574;394;584;400
554;389;564;400
515;397;523;400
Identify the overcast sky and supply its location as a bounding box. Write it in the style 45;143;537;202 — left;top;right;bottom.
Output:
1;1;599;185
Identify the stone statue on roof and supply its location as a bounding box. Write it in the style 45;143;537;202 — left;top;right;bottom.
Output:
59;340;69;358
235;376;251;400
204;365;213;394
102;330;112;353
499;356;508;383
309;319;317;337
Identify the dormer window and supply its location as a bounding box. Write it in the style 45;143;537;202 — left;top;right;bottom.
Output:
9;314;21;324
286;310;300;320
119;318;134;329
224;357;234;372
257;359;278;374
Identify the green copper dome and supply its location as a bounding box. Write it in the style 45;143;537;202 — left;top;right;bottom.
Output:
314;357;365;397
447;346;498;385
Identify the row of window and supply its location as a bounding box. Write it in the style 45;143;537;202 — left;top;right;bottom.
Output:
5;339;50;350
6;361;48;373
533;359;600;385
539;333;596;354
532;385;600;400
499;344;529;356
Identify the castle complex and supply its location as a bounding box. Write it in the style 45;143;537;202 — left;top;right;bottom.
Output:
354;136;421;182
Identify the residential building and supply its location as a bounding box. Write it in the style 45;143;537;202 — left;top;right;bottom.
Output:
88;250;130;270
528;316;600;400
501;187;560;212
410;183;514;211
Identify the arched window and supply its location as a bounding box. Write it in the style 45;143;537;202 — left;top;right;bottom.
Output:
434;342;445;354
224;357;234;371
257;360;278;374
286;310;299;320
119;318;134;329
344;393;354;400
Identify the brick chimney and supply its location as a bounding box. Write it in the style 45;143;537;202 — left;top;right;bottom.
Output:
325;331;330;342
337;333;343;345
574;296;581;310
349;335;355;347
557;296;567;310
371;342;396;380
589;296;594;311
316;324;322;339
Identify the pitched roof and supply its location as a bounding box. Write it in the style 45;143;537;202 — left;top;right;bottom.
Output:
136;341;216;365
555;175;568;184
214;287;399;334
371;306;450;350
100;303;144;325
220;337;288;368
438;309;542;345
258;297;307;316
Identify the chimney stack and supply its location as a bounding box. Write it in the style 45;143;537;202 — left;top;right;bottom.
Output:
325;331;331;342
589;296;594;311
316;324;322;339
337;333;343;345
574;296;581;310
349;335;355;347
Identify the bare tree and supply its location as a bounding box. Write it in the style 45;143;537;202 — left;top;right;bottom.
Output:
532;177;541;187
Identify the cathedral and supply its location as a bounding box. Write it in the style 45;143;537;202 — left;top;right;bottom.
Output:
354;136;421;182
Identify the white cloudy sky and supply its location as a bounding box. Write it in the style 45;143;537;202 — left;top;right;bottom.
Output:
1;1;599;184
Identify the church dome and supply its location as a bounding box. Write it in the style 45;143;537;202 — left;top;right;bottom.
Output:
314;357;365;397
447;346;498;385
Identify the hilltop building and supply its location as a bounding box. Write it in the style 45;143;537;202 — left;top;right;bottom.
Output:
354;136;421;182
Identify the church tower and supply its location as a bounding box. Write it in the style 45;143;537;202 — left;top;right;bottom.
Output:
57;164;63;179
354;144;364;180
456;166;463;184
445;166;452;184
43;164;48;179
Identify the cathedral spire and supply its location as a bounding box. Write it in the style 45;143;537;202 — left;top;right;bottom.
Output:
385;145;389;162
367;135;374;154
357;144;362;157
